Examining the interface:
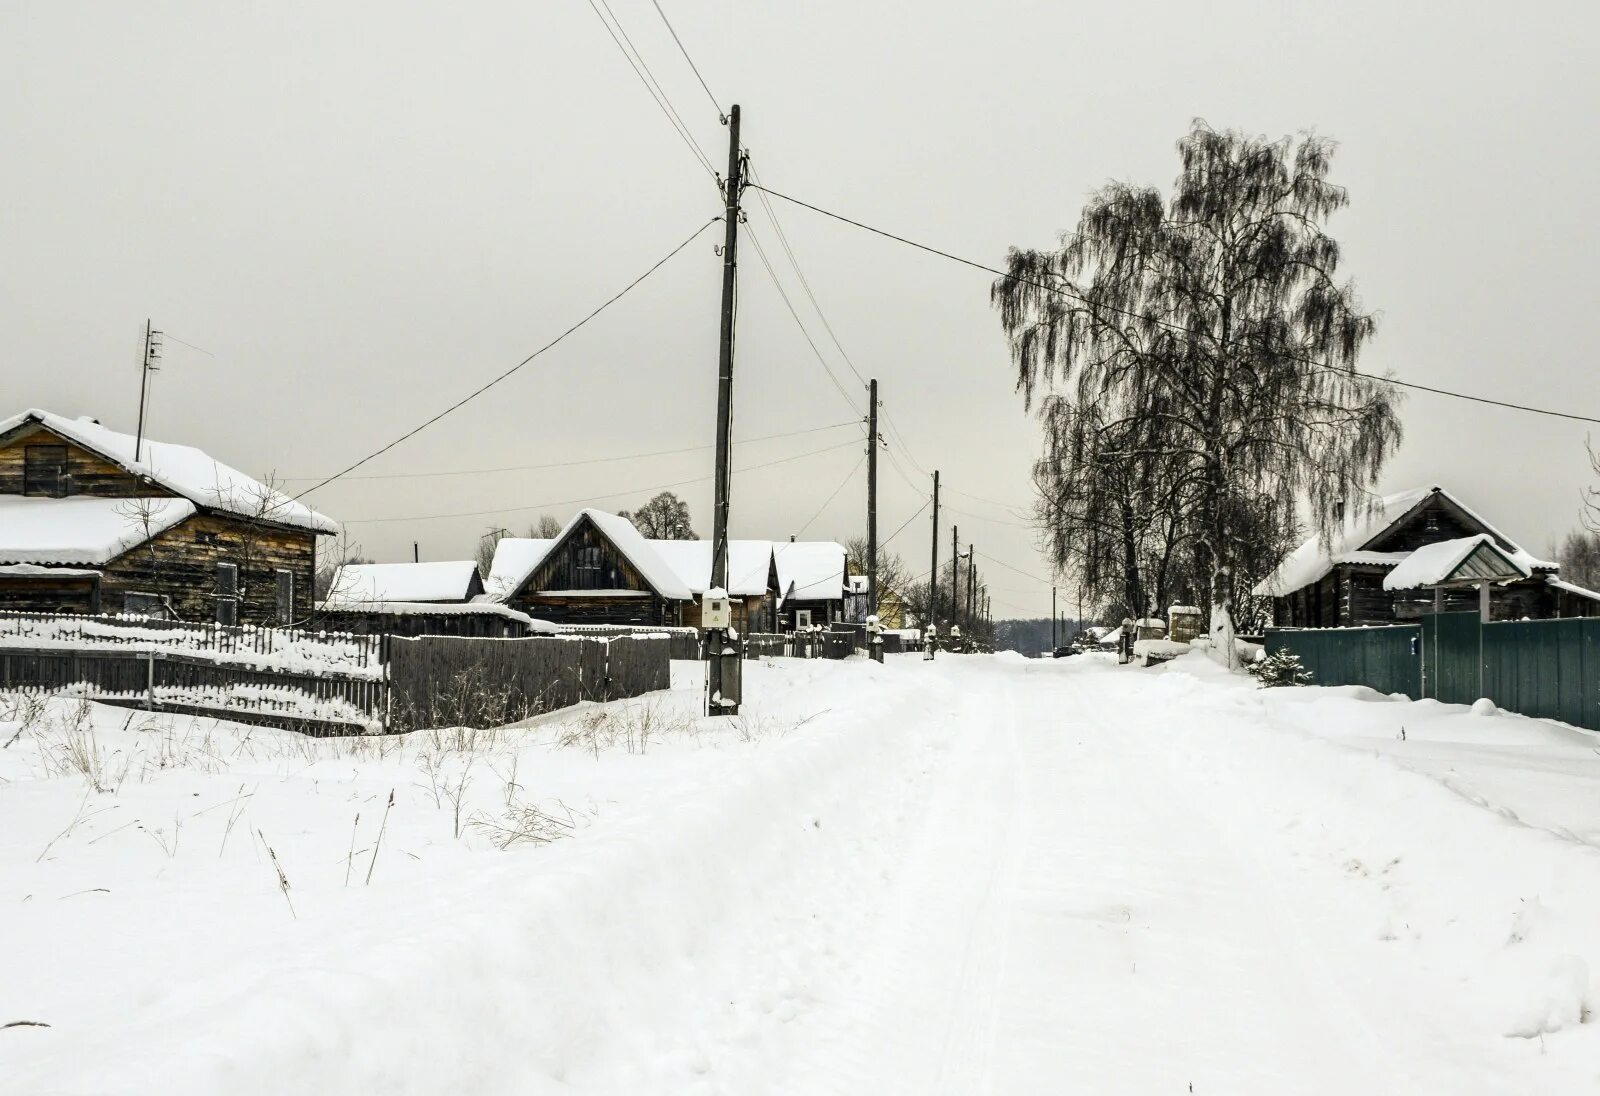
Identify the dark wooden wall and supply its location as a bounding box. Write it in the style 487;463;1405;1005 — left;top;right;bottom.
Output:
522;593;681;627
0;574;100;614
98;513;316;625
0;423;177;498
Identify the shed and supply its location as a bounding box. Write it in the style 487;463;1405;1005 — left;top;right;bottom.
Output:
324;561;485;607
773;541;847;630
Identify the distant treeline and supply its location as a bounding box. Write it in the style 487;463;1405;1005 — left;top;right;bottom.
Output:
992;617;1091;655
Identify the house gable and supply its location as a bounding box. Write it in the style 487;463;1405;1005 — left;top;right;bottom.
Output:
0;421;177;500
1364;493;1510;557
526;514;659;597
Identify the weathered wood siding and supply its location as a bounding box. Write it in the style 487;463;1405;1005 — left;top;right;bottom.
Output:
0;422;176;498
522;593;679;627
98;513;316;625
0;573;100;614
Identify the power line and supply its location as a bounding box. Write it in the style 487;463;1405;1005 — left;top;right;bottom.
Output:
945;503;1034;529
746;181;1600;428
294;216;721;500
648;0;723;120
345;436;861;525
796;452;866;537
881;496;931;547
744;224;864;416
280;421;857;484
975;549;1056;586
583;0;718;181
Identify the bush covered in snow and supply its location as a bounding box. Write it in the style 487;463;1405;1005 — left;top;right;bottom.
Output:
1249;649;1313;688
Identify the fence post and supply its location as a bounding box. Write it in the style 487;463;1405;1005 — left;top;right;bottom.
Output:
145;649;155;710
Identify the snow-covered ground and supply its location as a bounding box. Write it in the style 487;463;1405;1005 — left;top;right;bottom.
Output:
3;652;1598;1092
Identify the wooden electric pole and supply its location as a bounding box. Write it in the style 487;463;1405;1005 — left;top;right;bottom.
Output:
135;319;161;463
1052;585;1057;649
866;378;879;615
950;524;959;628
967;549;976;627
707;103;744;716
929;470;940;626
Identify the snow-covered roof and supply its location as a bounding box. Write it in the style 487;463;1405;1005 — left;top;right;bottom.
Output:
0;495;196;565
315;598;540;627
1381;535;1529;591
483;511;693;602
647;539;774;597
323;561;481;607
1253;486;1553;598
774;541;847;604
0;408;336;534
485;538;553;600
1544;576;1600;603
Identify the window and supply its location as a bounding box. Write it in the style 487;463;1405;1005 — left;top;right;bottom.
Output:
575;546;603;590
795;609;812;630
275;568;294;625
123;592;166;618
215;562;239;625
23;445;69;498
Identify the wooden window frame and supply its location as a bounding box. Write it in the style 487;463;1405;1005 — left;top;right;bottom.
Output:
122;591;167;618
274;568;294;626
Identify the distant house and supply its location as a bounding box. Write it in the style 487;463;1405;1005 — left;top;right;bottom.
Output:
648;540;778;632
323;561;485;607
1255;485;1600;626
0;408;335;624
313;559;532;637
486;509;693;625
773;540;847;630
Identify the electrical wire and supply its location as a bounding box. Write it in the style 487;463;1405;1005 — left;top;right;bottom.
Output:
944;503;1034;529
795;452;866;537
746;181;1600;428
344;436;862;525
280;421;857;483
974;549;1056;586
744;224;864;416
880;496;931;547
584;0;718;182
294;217;721;500
648;0;724;120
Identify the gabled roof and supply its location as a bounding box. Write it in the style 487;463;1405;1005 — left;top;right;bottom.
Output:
323;561;481;607
485;510;693;602
1381;535;1529;591
774;541;847;603
647;539;774;597
0;495;197;565
1253;485;1553;598
0;408;336;534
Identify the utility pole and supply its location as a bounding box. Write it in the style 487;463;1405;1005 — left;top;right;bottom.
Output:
413;542;420;563
967;549;976;627
1052;585;1057;649
950;524;959;628
706;103;744;717
929;470;940;626
135;319;162;463
866;378;879;616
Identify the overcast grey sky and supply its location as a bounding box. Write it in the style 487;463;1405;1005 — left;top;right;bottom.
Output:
4;1;1597;617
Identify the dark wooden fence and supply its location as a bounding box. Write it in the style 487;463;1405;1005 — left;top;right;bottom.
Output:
385;634;672;732
1266;612;1600;733
0;609;383;669
0;647;384;735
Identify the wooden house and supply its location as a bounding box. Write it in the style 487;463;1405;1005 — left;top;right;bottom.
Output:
0;408;335;624
773;540;847;630
649;540;778;632
486;509;692;625
1255;485;1600;627
313;559;530;637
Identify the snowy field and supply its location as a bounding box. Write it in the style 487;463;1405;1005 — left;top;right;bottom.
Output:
3;652;1599;1093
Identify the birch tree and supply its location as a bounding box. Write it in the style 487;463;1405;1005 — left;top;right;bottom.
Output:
995;121;1401;664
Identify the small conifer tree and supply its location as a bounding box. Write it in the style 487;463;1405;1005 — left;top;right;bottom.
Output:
1249;649;1313;688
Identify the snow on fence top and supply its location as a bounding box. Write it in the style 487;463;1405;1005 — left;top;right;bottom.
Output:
323;561;481;607
0;495;196;565
0;610;384;679
0;408;336;534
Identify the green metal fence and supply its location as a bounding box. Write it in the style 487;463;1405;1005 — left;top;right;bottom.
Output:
1264;625;1421;697
1271;612;1600;733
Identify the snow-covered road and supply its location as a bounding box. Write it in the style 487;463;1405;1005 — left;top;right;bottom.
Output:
4;653;1598;1092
